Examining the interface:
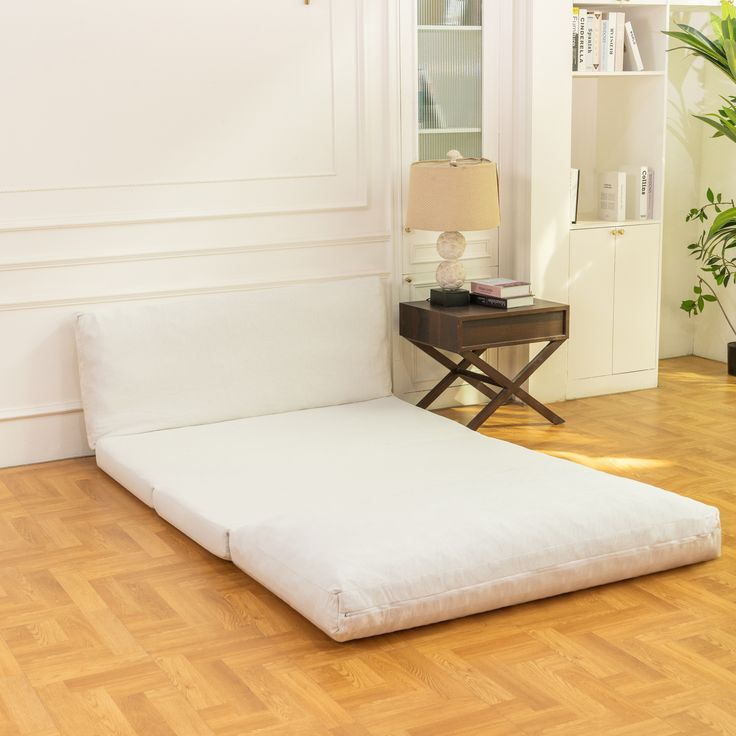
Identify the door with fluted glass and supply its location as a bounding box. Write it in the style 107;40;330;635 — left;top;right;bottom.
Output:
396;0;501;401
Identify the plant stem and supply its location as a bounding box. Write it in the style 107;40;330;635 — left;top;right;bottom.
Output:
699;276;736;337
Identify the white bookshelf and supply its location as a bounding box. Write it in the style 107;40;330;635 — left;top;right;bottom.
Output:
567;2;668;398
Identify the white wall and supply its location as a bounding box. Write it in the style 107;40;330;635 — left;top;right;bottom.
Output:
663;7;736;363
661;9;707;359
692;60;736;360
0;0;393;468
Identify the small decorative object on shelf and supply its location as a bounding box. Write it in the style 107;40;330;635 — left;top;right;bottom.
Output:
406;150;500;307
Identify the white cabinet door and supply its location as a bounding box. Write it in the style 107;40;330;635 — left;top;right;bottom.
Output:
568;228;615;380
613;224;660;374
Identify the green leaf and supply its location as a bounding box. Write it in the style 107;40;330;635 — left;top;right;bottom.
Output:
698;295;706;310
726;273;732;286
708;187;715;202
703;293;718;301
708;205;736;237
723;36;736;79
681;299;696;311
694;285;703;293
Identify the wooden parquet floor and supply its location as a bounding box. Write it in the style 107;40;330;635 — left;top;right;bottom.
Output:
1;356;734;736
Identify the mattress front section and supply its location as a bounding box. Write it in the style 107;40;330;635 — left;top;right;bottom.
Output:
229;499;720;642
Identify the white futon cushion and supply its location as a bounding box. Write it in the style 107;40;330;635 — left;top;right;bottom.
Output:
75;276;391;448
97;397;720;641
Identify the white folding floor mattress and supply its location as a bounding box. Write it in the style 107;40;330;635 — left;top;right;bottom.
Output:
96;396;720;641
75;277;721;641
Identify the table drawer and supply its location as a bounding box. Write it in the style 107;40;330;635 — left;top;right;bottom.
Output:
460;310;567;349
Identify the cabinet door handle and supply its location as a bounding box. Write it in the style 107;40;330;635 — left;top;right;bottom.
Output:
618;228;625;236
405;276;413;283
610;229;618;236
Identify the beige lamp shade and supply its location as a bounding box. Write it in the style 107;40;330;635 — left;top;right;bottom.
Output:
406;157;500;233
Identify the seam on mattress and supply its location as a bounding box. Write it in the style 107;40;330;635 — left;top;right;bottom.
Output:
338;528;720;618
336;512;721;598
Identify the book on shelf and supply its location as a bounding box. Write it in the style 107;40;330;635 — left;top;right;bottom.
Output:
470;293;535;309
572;9;642;73
570;168;580;224
577;9;587;72
603;16;614;72
614;13;625;72
591;10;602;71
622;165;655;220
598;171;626;222
624;21;644;72
470;277;532;298
639;166;654;219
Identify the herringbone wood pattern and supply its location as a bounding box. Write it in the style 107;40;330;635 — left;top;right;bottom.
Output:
0;356;734;735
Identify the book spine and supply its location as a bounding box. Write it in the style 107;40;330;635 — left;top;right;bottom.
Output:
647;168;655;219
592;12;602;71
570;168;580;224
585;14;594;71
624;21;644;72
617;172;627;222
600;18;609;72
470;294;513;309
615;13;625;72
470;284;505;298
572;8;580;72
606;16;616;73
578;10;587;72
639;167;648;219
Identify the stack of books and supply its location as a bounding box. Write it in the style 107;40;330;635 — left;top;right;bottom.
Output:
470;278;534;309
572;8;644;73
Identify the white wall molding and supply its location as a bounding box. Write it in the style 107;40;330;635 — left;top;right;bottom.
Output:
0;232;390;272
0;0;372;230
0;269;391;313
0;401;83;423
0;0;393;469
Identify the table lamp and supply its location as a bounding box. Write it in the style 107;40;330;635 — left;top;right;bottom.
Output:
406;151;500;307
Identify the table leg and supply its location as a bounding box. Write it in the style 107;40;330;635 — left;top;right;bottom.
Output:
411;343;493;408
462;341;565;430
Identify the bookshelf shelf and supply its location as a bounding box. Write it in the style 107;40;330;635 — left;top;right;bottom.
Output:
571;218;662;230
572;70;665;78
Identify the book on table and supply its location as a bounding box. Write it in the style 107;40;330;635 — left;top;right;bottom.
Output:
470;277;532;299
470;294;535;309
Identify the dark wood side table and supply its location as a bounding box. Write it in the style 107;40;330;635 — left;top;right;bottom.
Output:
399;299;570;431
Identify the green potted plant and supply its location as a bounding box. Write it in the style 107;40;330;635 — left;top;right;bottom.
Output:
665;0;736;375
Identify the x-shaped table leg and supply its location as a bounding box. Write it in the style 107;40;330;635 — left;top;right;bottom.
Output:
411;340;565;430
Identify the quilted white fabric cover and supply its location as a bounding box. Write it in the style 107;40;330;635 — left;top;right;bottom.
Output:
97;397;721;641
75;277;391;448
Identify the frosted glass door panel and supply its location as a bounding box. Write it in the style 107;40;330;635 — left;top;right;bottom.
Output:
418;0;481;26
417;0;482;160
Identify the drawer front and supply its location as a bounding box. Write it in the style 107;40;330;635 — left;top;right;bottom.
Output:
460;310;567;349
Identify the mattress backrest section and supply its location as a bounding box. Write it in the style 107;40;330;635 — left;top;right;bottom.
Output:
75;276;392;448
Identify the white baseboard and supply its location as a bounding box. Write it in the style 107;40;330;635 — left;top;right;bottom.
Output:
0;410;91;468
566;369;658;400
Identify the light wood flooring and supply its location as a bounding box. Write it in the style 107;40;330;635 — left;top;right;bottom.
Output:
0;356;734;736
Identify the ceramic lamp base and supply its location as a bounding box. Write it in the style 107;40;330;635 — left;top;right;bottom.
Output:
430;288;470;307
